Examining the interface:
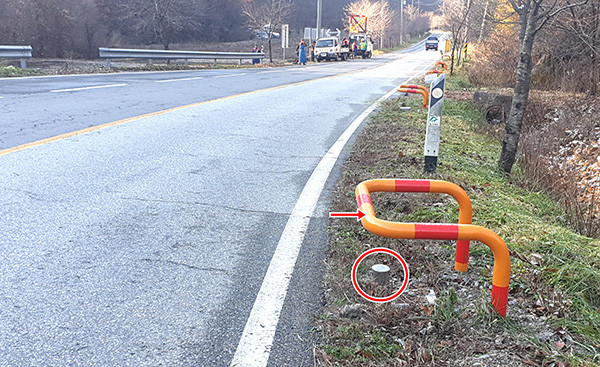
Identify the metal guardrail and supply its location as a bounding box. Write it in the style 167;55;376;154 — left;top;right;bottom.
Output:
0;45;33;69
99;47;265;68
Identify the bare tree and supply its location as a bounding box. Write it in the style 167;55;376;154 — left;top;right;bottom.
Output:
119;0;209;50
441;0;473;73
343;0;395;48
243;0;293;63
498;0;587;174
560;2;600;95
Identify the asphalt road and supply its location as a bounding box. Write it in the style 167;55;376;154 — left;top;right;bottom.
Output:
0;39;441;366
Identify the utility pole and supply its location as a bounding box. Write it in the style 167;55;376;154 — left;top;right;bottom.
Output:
316;0;322;39
400;0;404;44
380;0;384;49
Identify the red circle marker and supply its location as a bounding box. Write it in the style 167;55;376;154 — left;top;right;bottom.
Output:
352;247;410;303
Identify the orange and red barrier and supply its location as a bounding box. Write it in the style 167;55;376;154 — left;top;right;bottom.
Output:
355;179;510;317
435;61;448;71
426;69;445;75
442;54;451;61
397;85;428;109
355;179;472;271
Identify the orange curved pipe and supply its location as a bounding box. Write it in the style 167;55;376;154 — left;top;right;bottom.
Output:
426;69;444;75
355;179;510;317
356;179;472;271
400;84;429;106
397;88;427;109
442;54;451;61
435;61;448;70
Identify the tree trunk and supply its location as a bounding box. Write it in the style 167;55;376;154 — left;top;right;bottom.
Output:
478;0;489;42
499;11;536;174
591;4;600;95
450;38;457;75
268;33;273;63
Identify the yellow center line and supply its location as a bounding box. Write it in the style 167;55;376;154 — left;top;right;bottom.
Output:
0;60;398;157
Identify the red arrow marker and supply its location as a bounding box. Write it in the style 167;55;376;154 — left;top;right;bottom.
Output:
329;209;365;221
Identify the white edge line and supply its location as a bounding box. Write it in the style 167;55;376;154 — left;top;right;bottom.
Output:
155;76;205;83
213;73;247;78
50;83;127;93
0;68;251;81
229;62;433;367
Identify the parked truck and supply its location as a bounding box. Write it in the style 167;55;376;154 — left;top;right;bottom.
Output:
314;36;350;62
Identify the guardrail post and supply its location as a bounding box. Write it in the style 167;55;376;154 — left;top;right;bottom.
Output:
185;59;188;67
213;59;217;67
20;58;27;69
148;58;153;66
106;58;111;68
239;59;242;66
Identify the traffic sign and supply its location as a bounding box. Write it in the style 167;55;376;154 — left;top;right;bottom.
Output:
281;24;289;48
325;28;341;37
349;15;367;33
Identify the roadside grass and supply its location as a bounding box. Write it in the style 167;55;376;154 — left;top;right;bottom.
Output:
316;74;600;366
0;66;43;77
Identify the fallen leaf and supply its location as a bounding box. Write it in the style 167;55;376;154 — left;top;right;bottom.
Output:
421;305;434;316
555;342;565;350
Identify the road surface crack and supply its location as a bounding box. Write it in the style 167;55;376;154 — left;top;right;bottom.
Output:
121;196;291;216
140;258;227;273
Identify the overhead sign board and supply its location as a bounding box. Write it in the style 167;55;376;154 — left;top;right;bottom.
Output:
349;15;367;33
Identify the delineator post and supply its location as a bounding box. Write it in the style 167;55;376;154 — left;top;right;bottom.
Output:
424;74;446;173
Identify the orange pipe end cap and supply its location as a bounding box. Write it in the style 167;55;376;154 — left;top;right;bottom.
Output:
491;285;509;317
455;262;468;272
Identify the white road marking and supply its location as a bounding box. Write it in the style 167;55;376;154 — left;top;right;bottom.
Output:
155;76;205;83
213;73;247;78
230;63;432;367
256;70;281;74
50;83;126;93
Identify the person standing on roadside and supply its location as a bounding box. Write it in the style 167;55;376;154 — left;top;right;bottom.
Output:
360;39;367;57
310;41;316;62
252;44;260;65
351;41;357;59
298;39;307;65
